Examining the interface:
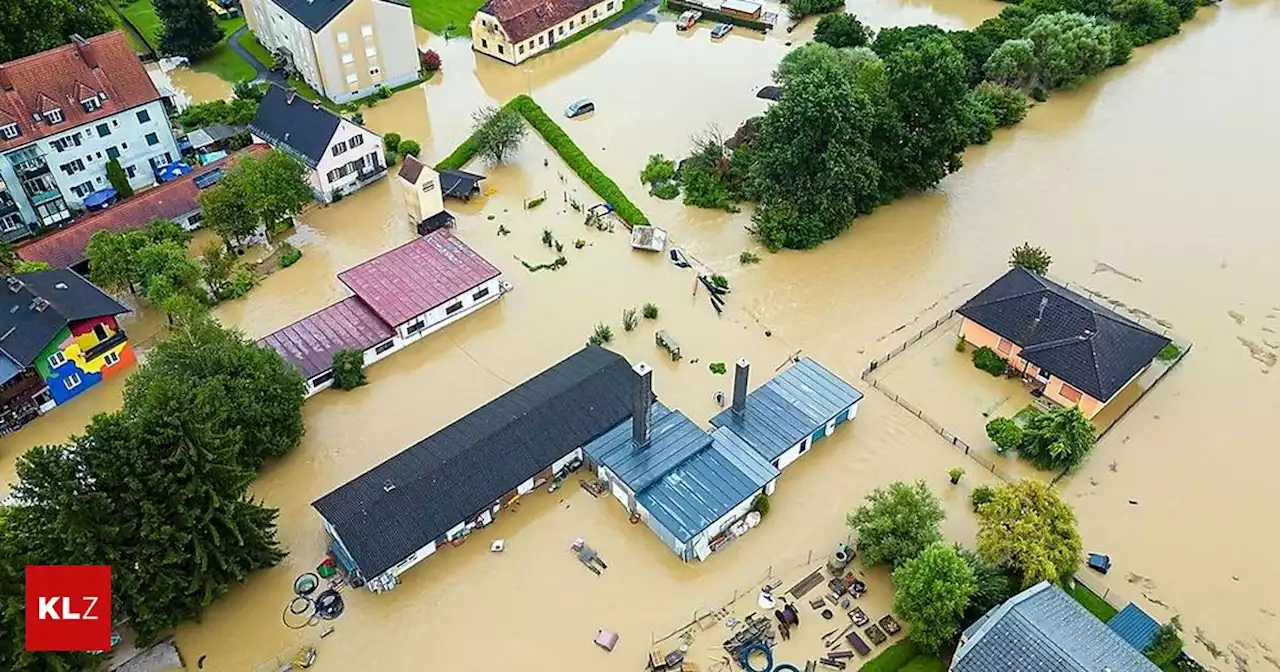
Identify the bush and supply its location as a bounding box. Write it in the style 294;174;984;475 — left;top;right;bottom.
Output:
1157;342;1181;362
399;139;421;157
813;13;872;48
331;349;367;390
622;308;639;332
970;82;1029;127
1146;623;1183;667
972;346;1006;376
106;158;134;198
751;493;771;517
963;92;998;145
681;159;738;212
383;132;402;154
642;302;659;319
651;182;680;199
955;337;966;353
948;467;965;484
222;268;257;300
970;485;996;511
709;362;727;375
279;243;302;268
985;417;1024;452
640;154;677;184
711;274;729;289
421;49;442;72
587;323;613;346
789;0;843;19
739;251;761;264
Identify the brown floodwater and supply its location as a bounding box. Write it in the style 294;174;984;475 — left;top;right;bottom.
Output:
2;0;1278;668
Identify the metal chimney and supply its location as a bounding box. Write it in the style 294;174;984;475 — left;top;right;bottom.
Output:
732;358;750;415
632;362;652;447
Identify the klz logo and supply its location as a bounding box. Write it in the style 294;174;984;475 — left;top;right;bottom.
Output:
26;565;112;652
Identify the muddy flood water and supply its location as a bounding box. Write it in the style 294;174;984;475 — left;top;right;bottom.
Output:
4;0;1280;669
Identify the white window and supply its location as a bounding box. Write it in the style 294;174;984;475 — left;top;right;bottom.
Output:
345;72;359;85
1;213;23;232
365;46;377;58
82;97;101;112
331;140;348;156
361;24;373;37
45;109;64;124
337;31;349;44
0;123;18;139
342;52;355;65
103;351;121;366
63;372;82;390
47;352;67;369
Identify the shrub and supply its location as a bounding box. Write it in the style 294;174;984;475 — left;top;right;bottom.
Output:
751;493;771;517
640;154;677;184
651;182;680;200
331;349;366;390
789;0;843;19
541;228;554;247
970;485;996;511
383;132;401;154
279;243;302;267
963;92;998;145
642;302;659;319
971;82;1029;127
955;337;966;353
622;308;639;332
1009;242;1052;274
985;417;1024;452
972;346;1006;376
711;274;729;289
573;238;586;249
1019;405;1095;471
225;268;257;300
709;362;727;375
106;158;134;198
587;323;613;346
948;467;965;484
472;104;527;164
399;140;421;157
681;159;738;212
813;13;872;48
739;251;761;264
526;195;546;209
421;49;442;72
1031;87;1048;102
1157;342;1181;362
1146;623;1183;667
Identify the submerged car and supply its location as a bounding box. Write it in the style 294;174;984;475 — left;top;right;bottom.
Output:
676;10;702;30
711;23;732;39
564;99;596;118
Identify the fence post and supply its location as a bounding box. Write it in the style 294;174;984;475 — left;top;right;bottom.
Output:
807;549;813;565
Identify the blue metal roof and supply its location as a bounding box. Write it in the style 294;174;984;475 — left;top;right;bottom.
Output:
584;403;779;543
1108;604;1161;653
709;358;862;461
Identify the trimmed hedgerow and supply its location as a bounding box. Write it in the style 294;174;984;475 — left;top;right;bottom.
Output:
434;95;650;228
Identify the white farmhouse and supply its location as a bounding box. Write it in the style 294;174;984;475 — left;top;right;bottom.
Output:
249;84;387;202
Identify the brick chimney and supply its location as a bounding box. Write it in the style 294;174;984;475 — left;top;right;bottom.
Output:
631;362;652;447
732;358;750;415
70;35;98;69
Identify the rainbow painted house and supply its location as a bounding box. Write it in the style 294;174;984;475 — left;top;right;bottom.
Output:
0;269;134;435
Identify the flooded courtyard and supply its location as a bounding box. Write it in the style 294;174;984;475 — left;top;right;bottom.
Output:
3;0;1280;668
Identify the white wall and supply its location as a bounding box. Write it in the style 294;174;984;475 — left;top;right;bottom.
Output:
42;100;180;207
394;277;504;342
371;0;419;88
689;488;761;561
255;3;325;95
470;0;623;65
313;119;385;199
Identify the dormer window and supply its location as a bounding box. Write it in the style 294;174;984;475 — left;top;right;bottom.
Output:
0;123;18;140
82;97;101;113
45;109;64;125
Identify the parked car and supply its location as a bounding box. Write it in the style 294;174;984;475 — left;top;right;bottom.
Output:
565;99;596;119
711;23;732;38
676;10;702;31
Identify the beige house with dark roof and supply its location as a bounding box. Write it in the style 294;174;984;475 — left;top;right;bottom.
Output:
470;0;625;65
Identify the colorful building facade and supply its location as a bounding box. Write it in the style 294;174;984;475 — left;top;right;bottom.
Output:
33;316;135;405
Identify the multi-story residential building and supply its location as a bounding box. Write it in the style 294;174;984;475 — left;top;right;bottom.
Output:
0;33;181;243
243;0;420;104
471;0;624;65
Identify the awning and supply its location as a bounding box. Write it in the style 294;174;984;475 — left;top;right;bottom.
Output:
439;170;486;200
82;188;118;209
154;162;194;183
417;210;456;236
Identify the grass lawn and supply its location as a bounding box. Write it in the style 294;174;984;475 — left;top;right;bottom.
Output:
237;30;275;66
192;17;255;84
408;0;485;36
1065;580;1119;622
552;0;643;51
900;656;947;672
117;0;163;47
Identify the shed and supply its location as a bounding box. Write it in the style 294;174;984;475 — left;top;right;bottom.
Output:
1108;603;1162;653
709;358;862;469
439;169;486;201
720;0;762;18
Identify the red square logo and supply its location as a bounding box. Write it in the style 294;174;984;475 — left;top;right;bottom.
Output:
25;565;112;652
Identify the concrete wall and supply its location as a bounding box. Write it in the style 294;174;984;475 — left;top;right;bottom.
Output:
470;0;622;65
960;317;1105;418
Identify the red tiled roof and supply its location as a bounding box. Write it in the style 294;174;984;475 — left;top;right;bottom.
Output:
258;296;396;379
0;32;160;152
15;145;269;268
481;0;599;43
337;230;501;327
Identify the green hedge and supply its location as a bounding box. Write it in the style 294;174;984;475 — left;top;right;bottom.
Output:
433;94;650;227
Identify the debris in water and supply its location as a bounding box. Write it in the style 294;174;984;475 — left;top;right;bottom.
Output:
1128;499;1139;505
1229;310;1247;324
1126;572;1156;589
1238;337;1278;367
764;330;772;337
1092;261;1143;283
1142;592;1170;609
1195;628;1225;660
1109;461;1118;472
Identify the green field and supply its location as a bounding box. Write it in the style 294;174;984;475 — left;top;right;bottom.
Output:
117;0;164;46
192;18;254;83
408;0;485;36
1065;580;1119;622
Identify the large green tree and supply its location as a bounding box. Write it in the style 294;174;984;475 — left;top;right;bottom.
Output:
1023;12;1114;90
976;479;1083;588
0;0;112;62
847;480;946;567
892;542;976;652
154;0;224;59
984;38;1038;88
748;67;882;250
813;13;872;49
1019;404;1095;471
86;219;193;295
1109;0;1180;45
957;546;1015;627
471;105;528;164
129;316;307;471
199;178;257;250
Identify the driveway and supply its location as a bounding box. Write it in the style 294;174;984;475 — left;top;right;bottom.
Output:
228;25;286;85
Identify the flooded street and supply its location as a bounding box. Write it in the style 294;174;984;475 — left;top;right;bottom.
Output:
2;0;1279;668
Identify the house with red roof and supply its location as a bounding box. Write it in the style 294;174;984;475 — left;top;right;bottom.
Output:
0;32;181;241
259;229;510;396
470;0;625;65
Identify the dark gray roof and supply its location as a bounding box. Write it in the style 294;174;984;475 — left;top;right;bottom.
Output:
953;582;1160;672
269;0;408;32
249;84;342;168
958;268;1170;402
709;358;862;462
312;346;637;579
0;270;128;366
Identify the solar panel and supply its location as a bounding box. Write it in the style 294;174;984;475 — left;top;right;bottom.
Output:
193;168;224;189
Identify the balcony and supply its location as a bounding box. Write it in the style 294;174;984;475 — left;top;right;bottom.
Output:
29;190;61;206
0;192;17;217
